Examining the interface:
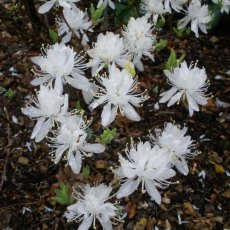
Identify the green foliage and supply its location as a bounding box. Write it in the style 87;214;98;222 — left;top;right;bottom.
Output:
82;166;90;177
155;18;165;28
52;183;74;205
209;3;222;28
49;29;58;43
114;0;140;26
6;88;16;99
124;61;136;77
97;128;117;145
165;49;185;71
85;128;93;141
75;101;83;112
91;3;104;26
173;25;191;37
155;39;168;51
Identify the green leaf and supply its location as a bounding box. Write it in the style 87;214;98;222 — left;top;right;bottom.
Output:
52;183;74;205
155;18;165;28
97;128;117;145
49;29;58;43
6;89;16;99
85;128;93;141
155;39;168;51
114;2;138;26
82;166;90;177
91;3;104;26
165;49;185;70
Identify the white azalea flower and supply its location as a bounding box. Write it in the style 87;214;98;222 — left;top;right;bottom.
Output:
48;114;105;174
178;0;212;37
89;64;147;126
38;0;79;14
87;32;127;76
159;61;209;116
97;0;115;9
150;123;194;175
122;17;156;71
65;184;117;230
57;5;93;45
22;83;68;142
114;141;175;204
31;43;94;103
140;0;170;22
213;0;230;14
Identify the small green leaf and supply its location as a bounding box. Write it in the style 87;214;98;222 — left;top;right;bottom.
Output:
97;128;117;145
124;61;136;77
82;166;90;177
85;128;93;141
6;89;16;99
156;18;165;28
165;49;185;71
91;3;104;26
155;39;168;51
49;29;58;43
52;183;74;205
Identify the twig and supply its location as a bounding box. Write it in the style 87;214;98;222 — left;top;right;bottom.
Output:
0;107;13;190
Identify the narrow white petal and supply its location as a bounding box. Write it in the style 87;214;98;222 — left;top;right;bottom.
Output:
159;87;178;103
145;180;162;204
54;145;68;164
122;103;141;121
38;0;55;14
31;76;53;86
35;117;52;142
167;91;183;107
31;117;45;139
82;143;105;153
67;150;82;174
101;103;113;126
117;179;139;199
174;157;189;175
101;220;113;230
78;215;94;230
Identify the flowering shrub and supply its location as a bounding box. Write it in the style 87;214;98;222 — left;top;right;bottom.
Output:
21;0;227;228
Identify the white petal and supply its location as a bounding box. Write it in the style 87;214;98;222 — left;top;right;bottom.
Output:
186;92;199;116
54;145;68;164
174;157;189;175
67;75;90;90
101;103;113;126
82;143;105;153
67;150;82;174
117;179;139;199
38;0;55;14
78;215;94;230
61;32;72;44
145;180;161;204
35;117;52;142
31;76;53;86
159;87;178;103
82;83;98;104
89;96;107;111
54;76;63;95
31;117;45;139
122;103;141;121
167;91;183;107
101;220;113;230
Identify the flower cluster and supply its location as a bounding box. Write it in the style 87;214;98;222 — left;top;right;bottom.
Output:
22;0;216;229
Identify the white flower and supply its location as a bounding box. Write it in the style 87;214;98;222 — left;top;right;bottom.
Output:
22;84;68;142
97;0;115;9
140;0;170;22
65;184;117;230
169;0;187;12
178;0;212;37
87;32;127;76
89;64;147;126
114;141;175;204
31;43;94;103
48;114;105;174
57;5;93;45
150;123;194;175
122;17;156;71
159;61;209;116
38;0;79;14
213;0;230;14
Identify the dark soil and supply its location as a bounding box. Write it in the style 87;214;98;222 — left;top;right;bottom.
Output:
0;1;230;230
